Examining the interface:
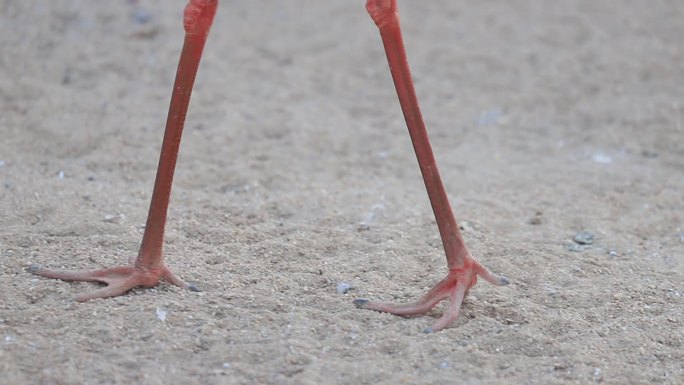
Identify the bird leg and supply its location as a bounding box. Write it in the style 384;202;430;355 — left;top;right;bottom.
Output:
28;0;218;301
355;0;509;333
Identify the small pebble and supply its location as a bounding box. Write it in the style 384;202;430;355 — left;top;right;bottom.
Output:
573;231;594;245
0;160;5;168
566;243;582;252
156;307;167;322
336;282;353;294
593;367;603;382
439;361;449;369
58;171;65;179
459;221;474;232
478;109;502;126
132;9;152;24
592;154;612;164
641;150;658;158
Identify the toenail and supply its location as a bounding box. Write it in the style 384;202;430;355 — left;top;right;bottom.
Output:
353;298;369;308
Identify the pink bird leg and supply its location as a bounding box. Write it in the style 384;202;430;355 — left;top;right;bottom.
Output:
28;0;218;301
354;0;509;333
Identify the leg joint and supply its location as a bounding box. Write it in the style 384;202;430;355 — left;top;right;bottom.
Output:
366;0;398;28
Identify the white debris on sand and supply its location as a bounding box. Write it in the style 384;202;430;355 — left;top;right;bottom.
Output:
156;307;167;322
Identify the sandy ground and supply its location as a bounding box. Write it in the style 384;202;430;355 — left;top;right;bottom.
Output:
1;1;683;384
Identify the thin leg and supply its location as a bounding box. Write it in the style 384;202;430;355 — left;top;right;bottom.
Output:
29;0;217;301
355;0;509;332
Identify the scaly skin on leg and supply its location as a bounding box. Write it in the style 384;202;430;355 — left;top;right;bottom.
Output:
355;0;509;333
28;0;218;301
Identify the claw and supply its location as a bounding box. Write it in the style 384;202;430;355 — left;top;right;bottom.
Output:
353;298;370;308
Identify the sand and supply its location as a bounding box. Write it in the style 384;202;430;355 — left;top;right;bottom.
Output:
1;1;682;384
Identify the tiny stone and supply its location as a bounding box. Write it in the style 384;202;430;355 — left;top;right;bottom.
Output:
439;361;449;369
459;221;473;232
641;150;658;158
593;367;603;382
478;109;502;126
529;211;543;225
529;217;542;225
336;282;353;294
607;249;619;257
155;307;167;322
132;9;153;24
592;154;612;164
573;231;594;245
357;223;370;232
566;243;582;252
103;214;117;223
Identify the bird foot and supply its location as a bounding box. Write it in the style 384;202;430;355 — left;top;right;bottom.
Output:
354;257;508;333
27;263;198;301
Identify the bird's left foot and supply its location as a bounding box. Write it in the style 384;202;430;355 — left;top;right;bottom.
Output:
354;256;508;333
28;263;197;301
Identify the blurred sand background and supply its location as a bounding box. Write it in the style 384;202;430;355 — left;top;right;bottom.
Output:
1;1;682;384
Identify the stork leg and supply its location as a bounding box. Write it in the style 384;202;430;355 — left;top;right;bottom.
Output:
354;0;509;333
28;0;218;301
